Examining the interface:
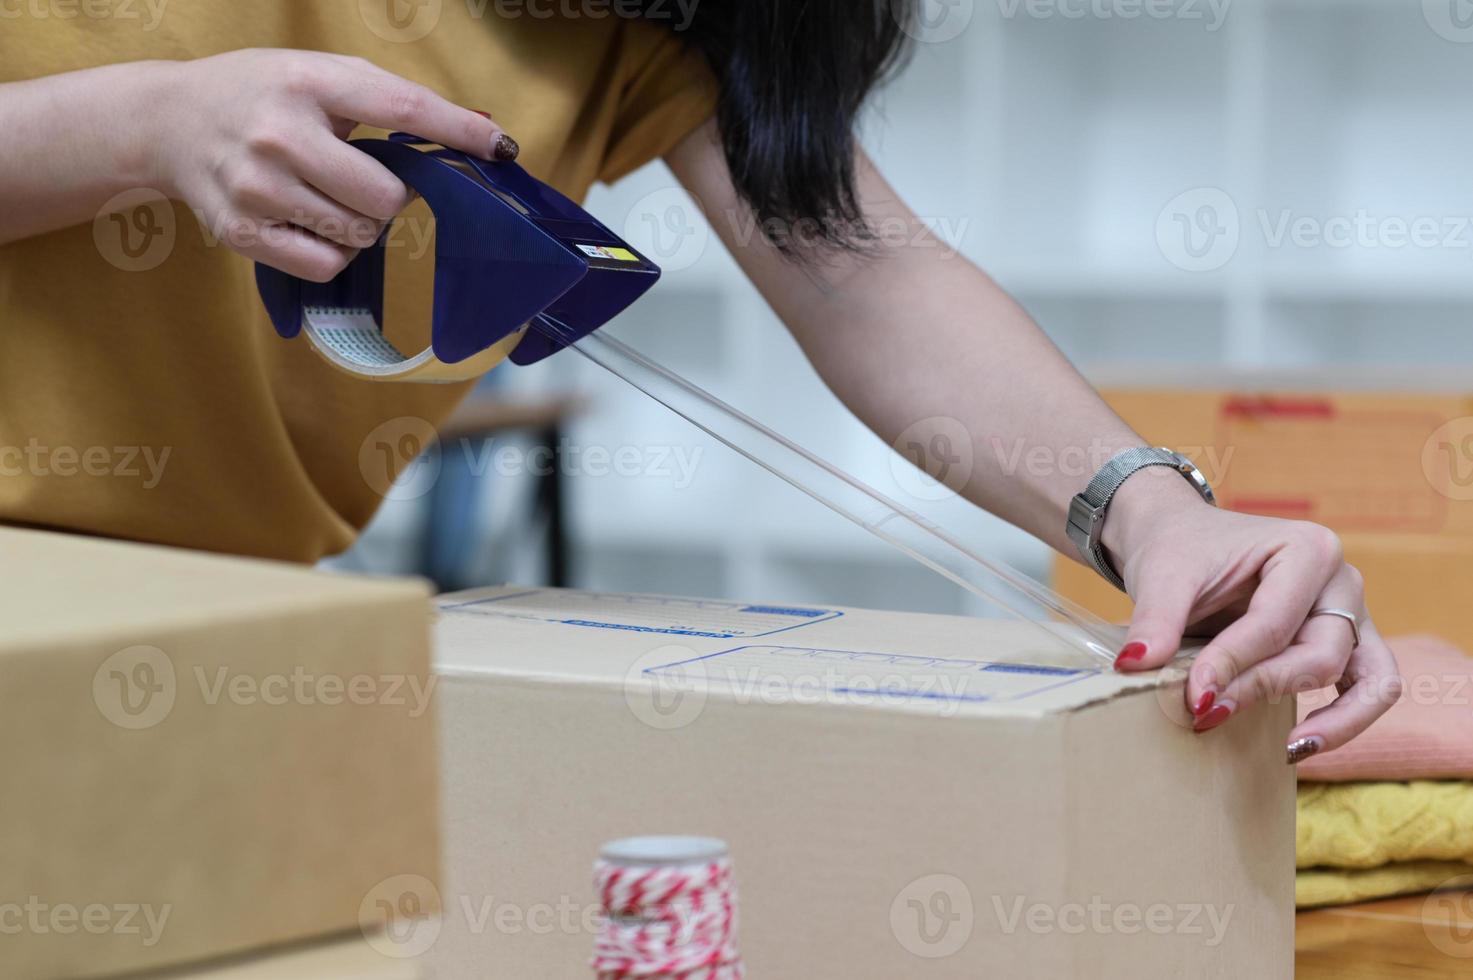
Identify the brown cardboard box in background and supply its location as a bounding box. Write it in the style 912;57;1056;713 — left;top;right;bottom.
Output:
1053;379;1473;648
1057;535;1473;649
143;933;423;980
0;529;439;979
427;587;1295;979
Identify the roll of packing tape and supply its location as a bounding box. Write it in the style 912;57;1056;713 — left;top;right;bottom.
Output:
302;306;525;383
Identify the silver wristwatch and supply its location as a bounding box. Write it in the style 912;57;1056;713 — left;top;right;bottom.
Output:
1066;447;1216;592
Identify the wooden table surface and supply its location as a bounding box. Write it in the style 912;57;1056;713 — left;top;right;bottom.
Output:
1297;891;1473;978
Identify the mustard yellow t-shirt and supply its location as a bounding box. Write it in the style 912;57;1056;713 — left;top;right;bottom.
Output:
0;4;716;561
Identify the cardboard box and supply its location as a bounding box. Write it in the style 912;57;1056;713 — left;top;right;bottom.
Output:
427;587;1295;979
1052;378;1473;648
139;932;424;979
0;529;439;979
1082;380;1473;537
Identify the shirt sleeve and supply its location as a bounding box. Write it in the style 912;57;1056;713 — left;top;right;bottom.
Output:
597;21;719;184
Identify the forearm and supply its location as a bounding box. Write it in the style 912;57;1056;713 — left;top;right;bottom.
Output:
699;149;1192;558
777;239;1145;555
0;61;172;245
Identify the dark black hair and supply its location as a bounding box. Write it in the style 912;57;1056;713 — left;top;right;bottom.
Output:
650;1;917;257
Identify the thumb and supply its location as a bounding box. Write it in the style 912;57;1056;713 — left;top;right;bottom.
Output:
1115;568;1198;673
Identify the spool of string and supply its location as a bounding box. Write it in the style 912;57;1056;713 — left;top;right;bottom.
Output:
592;836;743;979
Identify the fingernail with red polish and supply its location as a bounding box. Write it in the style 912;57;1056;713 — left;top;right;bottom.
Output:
1193;699;1235;733
493;133;520;161
1286;736;1323;765
1113;642;1148;672
1191;689;1216;717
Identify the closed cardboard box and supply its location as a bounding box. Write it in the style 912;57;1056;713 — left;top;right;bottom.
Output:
425;587;1295;979
0;529;439;978
1052;379;1473;648
141;933;424;980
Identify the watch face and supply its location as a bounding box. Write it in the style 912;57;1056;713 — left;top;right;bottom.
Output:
1168;453;1217;505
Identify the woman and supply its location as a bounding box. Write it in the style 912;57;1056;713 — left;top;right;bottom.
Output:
0;3;1397;762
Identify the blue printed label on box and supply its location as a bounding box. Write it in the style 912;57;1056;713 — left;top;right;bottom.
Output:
440;589;841;639
645;645;1096;705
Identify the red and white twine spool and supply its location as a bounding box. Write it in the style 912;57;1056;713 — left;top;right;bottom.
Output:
592;837;743;980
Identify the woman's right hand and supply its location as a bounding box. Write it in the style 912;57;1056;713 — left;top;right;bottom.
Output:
147;49;517;281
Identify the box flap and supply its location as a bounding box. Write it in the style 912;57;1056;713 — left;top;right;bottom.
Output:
435;586;1158;718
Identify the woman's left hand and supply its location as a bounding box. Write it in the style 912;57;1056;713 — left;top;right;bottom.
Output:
1102;471;1403;764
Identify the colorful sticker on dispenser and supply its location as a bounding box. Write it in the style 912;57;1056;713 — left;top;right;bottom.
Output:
576;243;640;262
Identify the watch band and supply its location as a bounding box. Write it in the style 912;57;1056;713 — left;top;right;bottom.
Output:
1066;447;1217;592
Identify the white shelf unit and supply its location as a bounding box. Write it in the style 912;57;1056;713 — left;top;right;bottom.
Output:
341;0;1473;616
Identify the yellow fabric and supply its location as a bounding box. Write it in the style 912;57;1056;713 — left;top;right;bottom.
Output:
1295;781;1473;907
0;5;716;561
1296;860;1473;909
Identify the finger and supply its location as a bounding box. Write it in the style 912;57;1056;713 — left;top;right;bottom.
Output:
1288;618;1402;763
1189;526;1341;725
1115;565;1199;673
220;211;357;283
319;64;516;162
239;178;386;249
287;132;415;223
1193;550;1351;732
1217;613;1355;719
1219;561;1365;720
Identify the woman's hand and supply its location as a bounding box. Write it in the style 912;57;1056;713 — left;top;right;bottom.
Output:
665;127;1398;766
1104;471;1402;763
146;49;517;281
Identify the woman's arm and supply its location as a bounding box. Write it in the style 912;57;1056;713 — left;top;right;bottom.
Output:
0;62;173;246
0;51;514;280
667;120;1401;760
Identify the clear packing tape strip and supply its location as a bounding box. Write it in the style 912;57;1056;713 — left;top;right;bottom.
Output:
267;135;1120;666
530;316;1123;668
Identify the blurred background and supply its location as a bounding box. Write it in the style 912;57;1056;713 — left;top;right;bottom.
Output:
326;0;1473;615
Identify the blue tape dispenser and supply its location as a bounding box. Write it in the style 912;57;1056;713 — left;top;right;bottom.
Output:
255;132;660;381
